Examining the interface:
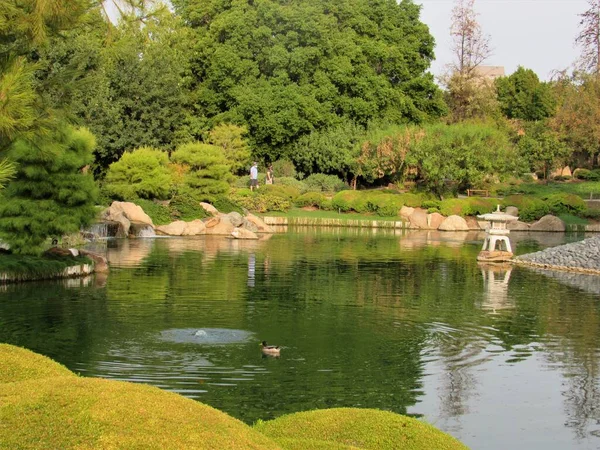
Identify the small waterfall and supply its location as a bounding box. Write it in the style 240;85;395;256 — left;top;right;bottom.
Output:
133;224;156;238
84;222;120;239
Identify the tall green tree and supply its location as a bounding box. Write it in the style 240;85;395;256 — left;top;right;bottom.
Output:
518;121;570;180
172;0;446;160
496;67;556;121
33;4;194;174
406;122;518;197
551;72;600;167
0;0;94;187
0;127;98;254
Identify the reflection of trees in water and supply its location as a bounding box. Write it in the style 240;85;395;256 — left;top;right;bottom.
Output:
539;285;600;441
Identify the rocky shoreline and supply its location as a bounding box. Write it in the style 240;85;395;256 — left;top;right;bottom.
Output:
514;235;600;275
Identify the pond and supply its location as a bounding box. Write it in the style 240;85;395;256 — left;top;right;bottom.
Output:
1;229;600;449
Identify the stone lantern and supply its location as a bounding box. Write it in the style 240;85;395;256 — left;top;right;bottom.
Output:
477;206;518;262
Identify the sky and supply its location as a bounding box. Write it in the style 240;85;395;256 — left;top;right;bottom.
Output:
418;0;590;81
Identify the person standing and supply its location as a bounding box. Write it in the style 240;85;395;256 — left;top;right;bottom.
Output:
266;164;274;185
250;162;258;191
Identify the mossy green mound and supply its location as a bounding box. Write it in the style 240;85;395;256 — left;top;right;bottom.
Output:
0;344;74;383
254;408;468;450
274;437;362;449
1;376;280;450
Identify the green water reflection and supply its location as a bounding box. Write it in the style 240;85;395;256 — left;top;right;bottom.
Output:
1;229;599;449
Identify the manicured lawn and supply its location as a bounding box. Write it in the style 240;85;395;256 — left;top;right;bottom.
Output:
496;181;600;199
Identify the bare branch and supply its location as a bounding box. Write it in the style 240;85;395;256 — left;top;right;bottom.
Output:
575;0;600;75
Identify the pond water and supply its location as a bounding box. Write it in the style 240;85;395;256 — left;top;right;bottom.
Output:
1;229;600;449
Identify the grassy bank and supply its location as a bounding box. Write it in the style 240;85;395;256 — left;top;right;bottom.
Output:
0;253;92;279
1;344;467;449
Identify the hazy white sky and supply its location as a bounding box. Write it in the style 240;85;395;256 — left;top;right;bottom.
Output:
418;0;590;80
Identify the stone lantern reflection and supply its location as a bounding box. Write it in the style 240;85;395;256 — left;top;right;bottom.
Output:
479;263;514;313
477;206;518;263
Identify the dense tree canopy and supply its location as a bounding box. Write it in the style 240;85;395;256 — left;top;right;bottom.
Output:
172;0;446;159
496;67;556;121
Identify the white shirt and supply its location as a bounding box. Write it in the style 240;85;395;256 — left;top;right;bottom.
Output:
250;165;258;179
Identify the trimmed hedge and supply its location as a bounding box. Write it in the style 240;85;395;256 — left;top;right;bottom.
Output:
296;192;327;208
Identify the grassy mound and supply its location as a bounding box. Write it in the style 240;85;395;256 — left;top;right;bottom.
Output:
0;344;74;383
254;408;468;450
0;344;278;449
1;376;280;450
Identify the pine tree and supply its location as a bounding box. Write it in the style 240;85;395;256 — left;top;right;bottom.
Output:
170;143;231;202
0;127;98;255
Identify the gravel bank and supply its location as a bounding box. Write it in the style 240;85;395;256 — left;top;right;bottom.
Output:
514;235;600;274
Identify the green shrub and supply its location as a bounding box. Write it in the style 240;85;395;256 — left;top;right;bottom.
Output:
230;192;291;213
295;192;326;208
331;190;353;212
545;193;586;216
303;174;348;193
581;209;600;220
274;177;307;192
169;193;210;222
368;195;404;216
105;147;173;200
422;200;440;211
259;184;301;201
397;192;424;208
439;199;470;217
575;169;600;181
321;199;333;210
501;194;529;210
272;159;297;178
134;199;172;226
520;199;550;222
466;197;497;215
213;196;244;214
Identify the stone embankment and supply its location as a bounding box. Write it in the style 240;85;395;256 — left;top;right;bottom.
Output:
514;235;600;274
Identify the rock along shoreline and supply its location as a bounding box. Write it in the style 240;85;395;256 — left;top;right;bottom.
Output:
513;235;600;275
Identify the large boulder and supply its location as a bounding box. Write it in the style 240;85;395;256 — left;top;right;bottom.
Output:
200;202;219;216
203;217;220;228
112;212;131;238
438;215;469;231
505;206;519;217
227;212;244;227
465;216;481;230
531;215;566;232
156;221;187;236
104;201;153;226
231;228;259;240
156;220;207;236
79;250;109;274
244;214;275;233
183;220;206;236
399;206;415;220
241;218;259;233
508;221;530;231
427;213;445;230
408;208;428;229
205;215;235;235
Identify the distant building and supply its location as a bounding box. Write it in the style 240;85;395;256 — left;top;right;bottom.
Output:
472;66;505;82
